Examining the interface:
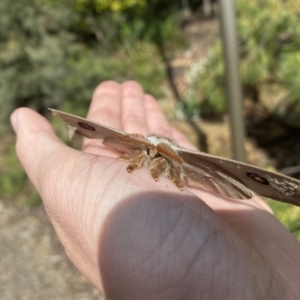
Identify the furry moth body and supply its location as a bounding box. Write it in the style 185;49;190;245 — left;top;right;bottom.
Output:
50;109;300;206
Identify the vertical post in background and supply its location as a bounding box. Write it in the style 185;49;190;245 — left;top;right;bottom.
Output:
218;0;246;162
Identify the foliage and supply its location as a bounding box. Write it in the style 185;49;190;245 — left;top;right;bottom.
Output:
75;0;147;12
268;200;300;241
279;52;300;102
188;0;300;118
0;137;42;206
0;0;184;134
63;42;165;109
0;139;27;199
176;93;201;120
186;43;226;117
0;0;75;130
72;0;185;55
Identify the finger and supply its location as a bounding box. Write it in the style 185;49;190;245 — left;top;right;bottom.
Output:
144;94;172;136
10;108;76;194
83;81;123;155
170;126;197;150
87;81;122;128
121;81;148;135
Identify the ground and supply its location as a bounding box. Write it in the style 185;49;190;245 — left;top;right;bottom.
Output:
0;202;103;300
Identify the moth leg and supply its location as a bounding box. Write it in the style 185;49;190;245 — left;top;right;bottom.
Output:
149;157;168;181
126;151;148;173
168;165;184;191
117;154;132;162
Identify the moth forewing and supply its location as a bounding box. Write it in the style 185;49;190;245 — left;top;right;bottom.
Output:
50;108;300;207
49;108;128;140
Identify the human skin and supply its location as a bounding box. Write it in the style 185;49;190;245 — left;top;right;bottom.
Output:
11;81;300;300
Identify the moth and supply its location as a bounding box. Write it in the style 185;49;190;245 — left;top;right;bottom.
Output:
49;109;300;207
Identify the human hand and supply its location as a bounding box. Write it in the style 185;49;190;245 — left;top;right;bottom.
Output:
11;81;300;299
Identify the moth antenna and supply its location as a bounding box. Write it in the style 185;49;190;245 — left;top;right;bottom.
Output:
129;133;146;138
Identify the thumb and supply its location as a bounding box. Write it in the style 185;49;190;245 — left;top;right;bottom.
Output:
10;107;72;193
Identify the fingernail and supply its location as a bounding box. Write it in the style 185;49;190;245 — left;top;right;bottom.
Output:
10;111;19;133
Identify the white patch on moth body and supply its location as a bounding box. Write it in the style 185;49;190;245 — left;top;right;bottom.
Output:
146;135;177;147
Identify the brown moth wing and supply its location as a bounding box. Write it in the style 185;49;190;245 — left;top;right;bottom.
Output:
49;109;146;153
49;108;127;139
175;147;300;206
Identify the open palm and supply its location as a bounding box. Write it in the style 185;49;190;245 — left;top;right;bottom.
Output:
12;81;300;300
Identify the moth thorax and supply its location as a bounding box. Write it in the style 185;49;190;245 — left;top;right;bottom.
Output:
146;135;177;147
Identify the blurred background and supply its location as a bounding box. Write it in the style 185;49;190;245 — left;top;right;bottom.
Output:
1;0;300;298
